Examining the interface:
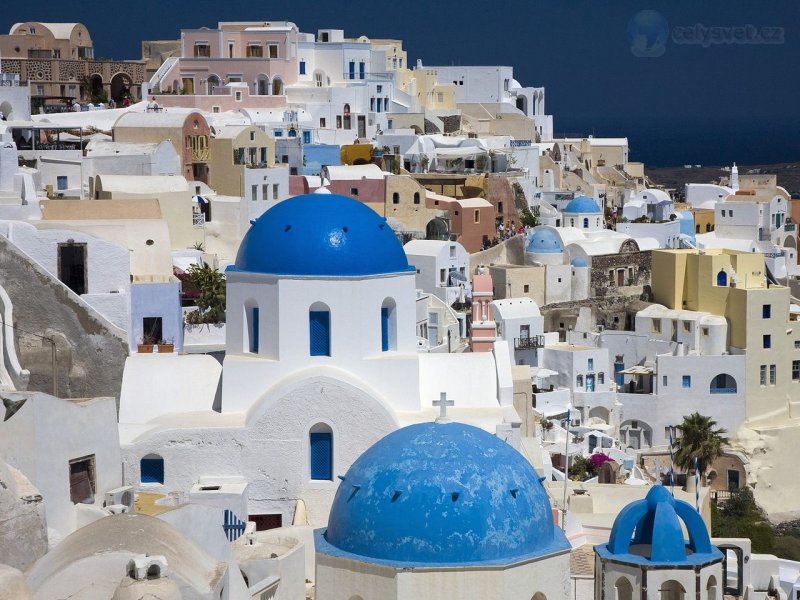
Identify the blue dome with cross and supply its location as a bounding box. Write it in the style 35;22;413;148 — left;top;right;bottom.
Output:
564;195;601;214
596;485;723;566
318;422;570;566
231;193;415;277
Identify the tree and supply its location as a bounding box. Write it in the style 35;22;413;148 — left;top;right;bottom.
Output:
673;412;728;484
184;262;226;324
519;207;538;228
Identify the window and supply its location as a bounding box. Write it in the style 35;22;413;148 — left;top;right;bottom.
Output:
69;455;96;504
683;320;691;333
245;303;259;353
268;44;278;59
760;364;767;386
273;129;283;137
702;327;709;336
381;298;397;351
348;61;355;79
58;243;87;295
142;316;163;344
583;217;589;228
793;360;800;381
273;184;279;200
598;372;605;384
336;115;342;128
56;175;68;191
608;270;614;285
682;375;691;388
319;117;326;128
763;304;771;319
262;184;268;200
663;375;668;386
440;268;447;284
588;358;594;371
651;319;661;334
377;85;382;93
251;184;258;201
523;284;529;293
392;192;399;204
437;92;444;103
577;375;583;387
309;424;333;480
721;210;726;217
315;72;324;87
474;209;480;224
359;61;365;80
246;45;263;58
303;130;311;144
770;364;777;385
763;335;772;349
194;43;210;57
140;454;164;484
299;60;306;75
449;245;456;258
250;514;282;531
414;192;420;205
309;306;331;356
717;270;728;287
350;187;359;196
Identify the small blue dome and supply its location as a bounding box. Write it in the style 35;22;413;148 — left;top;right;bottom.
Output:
571;257;588;268
526;228;563;254
599;485;723;566
564;195;601;214
321;422;569;566
232;194;415;276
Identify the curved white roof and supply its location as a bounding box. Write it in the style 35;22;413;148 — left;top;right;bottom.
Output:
96;174;189;193
491;297;542;319
11;22;83;39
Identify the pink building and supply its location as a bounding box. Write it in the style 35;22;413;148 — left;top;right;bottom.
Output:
321;164;386;204
153;22;300;98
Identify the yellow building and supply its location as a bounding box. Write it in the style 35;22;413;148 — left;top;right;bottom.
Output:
652;248;800;425
208;126;275;197
340;144;374;166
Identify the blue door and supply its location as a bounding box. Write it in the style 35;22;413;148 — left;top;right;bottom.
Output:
359;62;365;79
381;307;389;351
310;311;330;356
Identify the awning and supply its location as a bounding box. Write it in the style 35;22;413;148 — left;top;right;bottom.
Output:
619;365;654;375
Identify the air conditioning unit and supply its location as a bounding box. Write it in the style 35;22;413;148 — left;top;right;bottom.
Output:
105;486;135;510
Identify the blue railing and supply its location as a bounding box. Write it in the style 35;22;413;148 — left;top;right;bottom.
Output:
710;387;737;394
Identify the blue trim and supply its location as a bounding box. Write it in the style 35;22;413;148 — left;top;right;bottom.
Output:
251;307;259;353
381;307;389;352
310;432;333;480
223;509;246;542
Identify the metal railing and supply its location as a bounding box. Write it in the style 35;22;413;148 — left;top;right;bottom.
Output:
710;387;737;394
514;335;544;350
192;213;205;227
711;488;743;503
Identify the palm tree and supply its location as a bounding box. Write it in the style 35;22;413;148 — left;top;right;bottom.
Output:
673;412;729;485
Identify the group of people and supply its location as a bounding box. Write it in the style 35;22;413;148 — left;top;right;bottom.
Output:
482;219;527;250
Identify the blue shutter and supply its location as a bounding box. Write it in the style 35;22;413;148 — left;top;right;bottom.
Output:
251;307;259;353
310;432;332;480
140;458;164;484
349;61;355;79
381;307;389;352
309;311;330;356
302;131;311;144
299;60;306;75
359;62;365;80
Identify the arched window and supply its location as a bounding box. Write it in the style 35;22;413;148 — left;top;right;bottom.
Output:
706;223;712;232
710;373;737;394
716;270;728;287
707;575;718;600
696;224;701;234
244;300;259;353
140;453;164;484
381;298;397;352
392;192;399;204
343;103;351;114
661;580;686;600
309;303;331;356
309;423;333;480
272;77;284;96
288;128;297;138
583;218;589;228
413;192;420;205
615;577;633;600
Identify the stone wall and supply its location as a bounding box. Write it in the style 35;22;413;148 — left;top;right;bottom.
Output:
0;236;127;400
590;250;652;299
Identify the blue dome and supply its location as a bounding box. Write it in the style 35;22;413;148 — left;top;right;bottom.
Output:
321;422;569;566
232;194;415;276
598;485;723;566
564;195;601;214
571;257;588;267
526;228;563;254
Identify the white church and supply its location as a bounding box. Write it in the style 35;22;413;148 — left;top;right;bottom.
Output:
118;191;520;527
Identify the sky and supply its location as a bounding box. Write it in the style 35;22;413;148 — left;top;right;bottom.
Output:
4;0;799;166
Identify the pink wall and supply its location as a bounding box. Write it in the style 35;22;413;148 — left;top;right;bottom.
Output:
327;179;386;204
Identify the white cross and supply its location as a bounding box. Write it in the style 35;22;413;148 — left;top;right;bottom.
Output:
432;392;454;423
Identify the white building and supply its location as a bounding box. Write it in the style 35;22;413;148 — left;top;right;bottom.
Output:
404;239;470;307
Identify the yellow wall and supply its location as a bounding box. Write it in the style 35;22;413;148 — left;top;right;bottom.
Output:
340;144;374;165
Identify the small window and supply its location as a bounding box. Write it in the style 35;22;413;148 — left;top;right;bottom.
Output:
320;117;326;128
577;375;583;387
792;360;800;381
310;308;331;357
309;424;333;480
760;364;767;386
474;209;480;223
140;454;164;484
683;320;691;332
651;319;661;334
69;455;96;504
350;187;359;196
414;192;420;205
440;268;447;284
449;245;456;258
682;375;691;388
763;335;771;349
273;183;279;200
702;327;709;336
598;372;605;384
523;284;529;293
299;60;306;75
763;304;771;319
392;192;399;204
770;364;777;385
588;358;594;371
268;44;278;59
662;375;668;386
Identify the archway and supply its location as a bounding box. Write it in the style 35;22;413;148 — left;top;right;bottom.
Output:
785;235;796;249
619;419;652;450
660;580;686;600
272;77;284;96
716;270;728;287
256;74;269;95
710;373;737;394
615;577;633;600
88;74;103;102
425;217;450;241
110;72;132;103
0;101;12;120
206;75;221;95
707;575;718;600
588;406;610;423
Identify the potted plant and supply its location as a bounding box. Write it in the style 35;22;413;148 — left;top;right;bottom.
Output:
157;338;174;354
137;334;156;353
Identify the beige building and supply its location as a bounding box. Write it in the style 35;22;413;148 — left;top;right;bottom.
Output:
489;264;546;305
208;125;276;197
651;248;800;425
0;22;145;106
384;174;432;235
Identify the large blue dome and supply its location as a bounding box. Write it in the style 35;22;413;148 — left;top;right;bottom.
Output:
321;422;569;566
564;195;601;214
232;194;415;276
526;228;563;254
598;485;723;566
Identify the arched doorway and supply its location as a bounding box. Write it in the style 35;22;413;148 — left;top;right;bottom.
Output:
110;72;132;103
272;77;284;96
206;74;220;95
660;580;686;600
88;74;103;103
256;74;269;95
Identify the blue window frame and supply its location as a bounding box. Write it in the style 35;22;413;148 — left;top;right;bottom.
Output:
273;130;283;137
359;61;365;79
140;456;164;484
763;304;771;319
299;60;306;75
302;130;311;144
310;310;330;356
717;270;727;287
682;375;691;388
763;334;771;349
348;61;355;80
588;358;594;371
381;307;390;352
310;432;332;480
